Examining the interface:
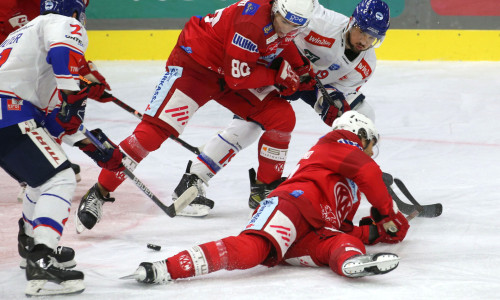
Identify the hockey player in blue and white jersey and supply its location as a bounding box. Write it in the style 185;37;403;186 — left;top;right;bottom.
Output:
0;0;124;296
167;0;391;216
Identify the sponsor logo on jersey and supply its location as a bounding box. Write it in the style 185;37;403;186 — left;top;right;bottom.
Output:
65;35;84;47
329;64;340;71
303;49;320;63
242;2;260;15
285;12;307;26
0;33;23;47
8;14;28;29
290;190;304;198
304;31;335;48
266;33;278;45
237;0;250;7
274;162;284;172
7;99;22;111
263;23;273;35
232;33;258;53
355;58;372;79
180;45;193;54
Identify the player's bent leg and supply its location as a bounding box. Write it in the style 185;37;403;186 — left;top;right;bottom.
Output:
78;121;168;233
174;118;262;217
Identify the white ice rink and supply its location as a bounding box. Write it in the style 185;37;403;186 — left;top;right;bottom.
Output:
1;60;500;299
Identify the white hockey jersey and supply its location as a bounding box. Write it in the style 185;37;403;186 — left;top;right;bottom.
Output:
294;2;376;96
0;13;87;122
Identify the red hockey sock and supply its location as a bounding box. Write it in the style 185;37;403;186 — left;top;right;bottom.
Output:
166;234;271;280
257;129;291;183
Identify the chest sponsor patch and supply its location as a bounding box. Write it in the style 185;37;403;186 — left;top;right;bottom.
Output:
232;33;259;53
7;99;23;111
263;23;273;35
304;31;335;48
242;2;260;15
355;58;372;79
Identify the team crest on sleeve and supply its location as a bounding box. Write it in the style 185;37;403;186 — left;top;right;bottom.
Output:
242;2;260;15
232;33;259;53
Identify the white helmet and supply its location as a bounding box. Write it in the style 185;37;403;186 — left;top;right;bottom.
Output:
332;111;379;147
272;0;314;27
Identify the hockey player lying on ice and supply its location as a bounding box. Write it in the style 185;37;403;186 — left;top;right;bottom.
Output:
123;111;410;283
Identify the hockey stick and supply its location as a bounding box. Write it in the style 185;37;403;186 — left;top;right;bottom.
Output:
394;178;443;218
315;75;343;109
79;75;201;155
382;173;442;218
79;125;196;217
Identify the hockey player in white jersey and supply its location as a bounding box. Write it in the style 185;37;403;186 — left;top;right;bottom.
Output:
170;0;391;216
0;0;124;296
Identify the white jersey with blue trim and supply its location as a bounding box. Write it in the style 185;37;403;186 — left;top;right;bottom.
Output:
294;2;376;95
0;14;87;112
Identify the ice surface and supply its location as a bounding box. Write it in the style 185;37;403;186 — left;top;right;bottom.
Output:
1;61;499;299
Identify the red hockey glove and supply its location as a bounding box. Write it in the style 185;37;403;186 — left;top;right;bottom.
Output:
85;82;106;101
78;59;111;90
358;216;385;245
295;55;316;91
370;207;410;244
56;88;88;135
79;78;114;103
78;129;125;172
315;88;351;126
274;59;300;96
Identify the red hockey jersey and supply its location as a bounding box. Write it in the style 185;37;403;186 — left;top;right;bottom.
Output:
0;0;40;42
270;129;394;230
177;0;300;90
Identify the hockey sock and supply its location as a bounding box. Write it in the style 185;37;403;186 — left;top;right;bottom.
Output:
257;129;291;183
98;121;168;192
166;234;271;279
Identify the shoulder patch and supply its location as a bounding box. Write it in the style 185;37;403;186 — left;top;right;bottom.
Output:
232;33;259;53
263;23;273;35
242;2;260;15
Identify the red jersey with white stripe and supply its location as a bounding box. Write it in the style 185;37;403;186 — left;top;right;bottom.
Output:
270;129;393;229
0;13;87;112
177;0;299;90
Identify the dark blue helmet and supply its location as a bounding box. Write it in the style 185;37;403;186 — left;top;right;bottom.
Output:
351;0;390;47
40;0;87;25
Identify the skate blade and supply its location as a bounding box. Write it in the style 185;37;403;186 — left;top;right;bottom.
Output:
75;211;86;234
120;272;142;280
25;279;84;297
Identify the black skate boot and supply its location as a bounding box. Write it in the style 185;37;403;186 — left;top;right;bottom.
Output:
25;244;84;296
172;161;214;217
248;168;286;209
76;183;115;233
70;162;81;183
18;218;76;269
341;253;400;278
121;260;173;285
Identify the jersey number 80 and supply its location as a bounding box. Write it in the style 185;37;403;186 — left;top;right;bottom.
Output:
231;59;251;78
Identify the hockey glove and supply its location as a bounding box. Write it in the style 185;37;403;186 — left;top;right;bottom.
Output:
273;58;300;96
314;88;351;126
370;207;410;244
79;59;111;90
56;88;88;135
294;55;316;91
78;129;125;172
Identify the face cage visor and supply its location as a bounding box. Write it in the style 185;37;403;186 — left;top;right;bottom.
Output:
347;18;386;49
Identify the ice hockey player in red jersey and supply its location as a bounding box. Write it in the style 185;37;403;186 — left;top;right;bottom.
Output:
76;0;317;232
122;111;410;284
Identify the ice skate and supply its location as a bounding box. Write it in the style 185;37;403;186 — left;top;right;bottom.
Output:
248;168;286;209
76;183;115;233
25;245;84;297
342;253;399;278
121;260;173;285
172;161;214;217
18;218;76;269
